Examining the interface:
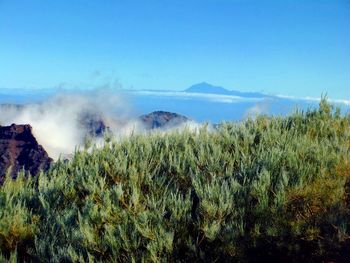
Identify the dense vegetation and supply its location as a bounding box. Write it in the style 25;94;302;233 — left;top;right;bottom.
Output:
1;100;350;262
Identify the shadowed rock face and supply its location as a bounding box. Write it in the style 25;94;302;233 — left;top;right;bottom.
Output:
140;111;189;130
0;124;52;183
79;111;110;137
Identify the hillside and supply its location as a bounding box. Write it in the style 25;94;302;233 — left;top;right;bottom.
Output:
0;100;350;262
0;109;190;178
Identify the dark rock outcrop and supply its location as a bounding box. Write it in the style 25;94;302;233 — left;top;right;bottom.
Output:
140;111;189;130
0;124;52;183
79;111;110;137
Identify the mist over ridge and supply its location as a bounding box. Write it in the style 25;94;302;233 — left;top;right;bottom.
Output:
0;88;200;160
0;89;140;159
1;82;349;160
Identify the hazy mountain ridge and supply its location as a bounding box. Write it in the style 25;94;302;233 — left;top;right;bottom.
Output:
184;82;270;98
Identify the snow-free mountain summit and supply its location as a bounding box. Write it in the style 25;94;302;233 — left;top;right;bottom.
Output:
184;82;269;98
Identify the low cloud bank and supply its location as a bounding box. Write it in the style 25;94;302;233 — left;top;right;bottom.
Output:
131;90;264;104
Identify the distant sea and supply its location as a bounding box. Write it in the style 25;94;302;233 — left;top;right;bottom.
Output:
1;89;348;123
130;93;316;123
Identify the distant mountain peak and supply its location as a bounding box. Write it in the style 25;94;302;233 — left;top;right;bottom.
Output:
194;81;218;87
184;82;269;98
184;82;231;95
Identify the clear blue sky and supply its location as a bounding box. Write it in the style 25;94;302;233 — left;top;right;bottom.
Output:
0;0;349;99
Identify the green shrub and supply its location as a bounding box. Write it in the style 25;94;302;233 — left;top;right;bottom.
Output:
0;99;350;262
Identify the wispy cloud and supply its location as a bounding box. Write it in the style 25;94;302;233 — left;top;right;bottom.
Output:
244;99;271;119
275;94;350;106
129;90;350;107
129;90;264;104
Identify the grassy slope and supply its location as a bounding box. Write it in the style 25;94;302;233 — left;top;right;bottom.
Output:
1;99;350;262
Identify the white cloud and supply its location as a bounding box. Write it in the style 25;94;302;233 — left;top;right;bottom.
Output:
130;90;264;103
275;94;350;106
244;99;271;119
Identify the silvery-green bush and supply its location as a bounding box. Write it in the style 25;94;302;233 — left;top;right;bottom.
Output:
1;99;350;262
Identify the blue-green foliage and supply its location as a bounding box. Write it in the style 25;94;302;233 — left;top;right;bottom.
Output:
1;99;350;262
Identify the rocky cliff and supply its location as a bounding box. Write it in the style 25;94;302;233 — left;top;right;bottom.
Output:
0;124;52;183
